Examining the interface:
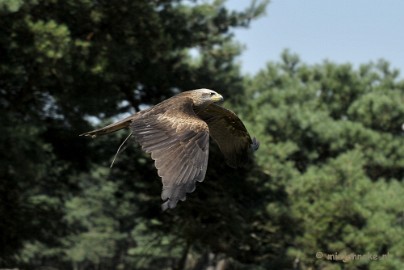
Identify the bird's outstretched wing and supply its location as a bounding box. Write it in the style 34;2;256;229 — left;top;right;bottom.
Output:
130;98;210;211
195;103;259;168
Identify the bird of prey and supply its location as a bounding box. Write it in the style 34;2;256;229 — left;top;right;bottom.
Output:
80;89;259;210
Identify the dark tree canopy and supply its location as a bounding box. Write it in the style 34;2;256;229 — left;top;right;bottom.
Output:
1;0;271;268
2;1;404;270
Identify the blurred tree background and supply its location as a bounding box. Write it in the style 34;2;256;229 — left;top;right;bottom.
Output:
1;0;403;269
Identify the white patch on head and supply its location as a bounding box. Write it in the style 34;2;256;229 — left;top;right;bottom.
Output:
194;88;218;95
188;88;222;107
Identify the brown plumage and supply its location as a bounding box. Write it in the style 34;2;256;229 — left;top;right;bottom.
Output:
80;89;259;210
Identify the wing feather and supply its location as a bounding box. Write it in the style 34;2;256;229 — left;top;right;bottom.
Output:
195;103;258;168
130;98;210;210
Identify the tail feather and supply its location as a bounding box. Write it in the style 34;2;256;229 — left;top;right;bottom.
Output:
80;115;134;138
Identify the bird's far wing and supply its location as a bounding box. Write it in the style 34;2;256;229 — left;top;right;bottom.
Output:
195;103;259;168
130;100;209;211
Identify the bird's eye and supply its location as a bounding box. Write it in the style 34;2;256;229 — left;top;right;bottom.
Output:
210;92;215;96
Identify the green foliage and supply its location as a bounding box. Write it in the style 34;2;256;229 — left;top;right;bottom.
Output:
1;0;271;269
243;51;404;269
2;0;404;269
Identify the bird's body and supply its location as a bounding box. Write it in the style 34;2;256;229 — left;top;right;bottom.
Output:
80;89;259;210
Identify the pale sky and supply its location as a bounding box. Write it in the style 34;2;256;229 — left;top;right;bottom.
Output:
226;0;404;76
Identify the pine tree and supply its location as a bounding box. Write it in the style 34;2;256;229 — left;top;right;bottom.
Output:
244;51;404;269
1;0;270;268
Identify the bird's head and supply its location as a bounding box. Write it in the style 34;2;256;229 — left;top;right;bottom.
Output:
188;88;224;107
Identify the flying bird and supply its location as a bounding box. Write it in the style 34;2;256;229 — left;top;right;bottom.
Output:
80;89;259;210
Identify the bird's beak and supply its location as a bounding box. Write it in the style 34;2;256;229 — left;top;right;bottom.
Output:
211;94;224;102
